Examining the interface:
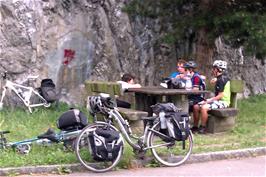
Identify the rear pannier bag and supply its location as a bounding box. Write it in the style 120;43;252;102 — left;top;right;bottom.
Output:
88;127;123;161
57;109;88;131
40;79;57;103
151;103;190;141
165;112;190;141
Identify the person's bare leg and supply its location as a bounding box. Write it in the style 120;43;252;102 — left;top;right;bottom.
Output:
200;104;209;126
193;104;200;127
198;104;209;134
201;105;209;127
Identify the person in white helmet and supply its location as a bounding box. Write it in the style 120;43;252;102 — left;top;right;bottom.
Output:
192;60;231;134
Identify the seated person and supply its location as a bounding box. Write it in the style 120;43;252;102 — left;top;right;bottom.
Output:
161;59;187;88
169;59;187;79
192;60;230;134
183;60;206;111
117;73;141;92
116;73;141;108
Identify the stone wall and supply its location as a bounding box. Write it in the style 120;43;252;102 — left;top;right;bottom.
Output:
0;0;265;105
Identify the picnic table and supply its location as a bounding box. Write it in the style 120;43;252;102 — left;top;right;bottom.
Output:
127;87;210;115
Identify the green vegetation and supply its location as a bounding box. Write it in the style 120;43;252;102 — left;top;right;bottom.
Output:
0;94;266;168
124;0;266;59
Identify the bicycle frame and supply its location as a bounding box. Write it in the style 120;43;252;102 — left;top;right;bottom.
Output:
0;77;49;113
0;129;82;153
101;108;175;151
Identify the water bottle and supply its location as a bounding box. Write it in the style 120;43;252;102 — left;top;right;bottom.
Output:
159;112;167;129
185;74;192;90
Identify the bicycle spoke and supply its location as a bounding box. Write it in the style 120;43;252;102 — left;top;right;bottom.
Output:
75;122;124;173
148;124;193;167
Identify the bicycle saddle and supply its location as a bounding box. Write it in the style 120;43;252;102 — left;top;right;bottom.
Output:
27;75;39;80
37;128;59;143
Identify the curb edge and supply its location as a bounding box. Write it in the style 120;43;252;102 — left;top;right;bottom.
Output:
0;147;265;176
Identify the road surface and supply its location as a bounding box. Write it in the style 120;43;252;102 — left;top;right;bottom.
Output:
19;155;266;176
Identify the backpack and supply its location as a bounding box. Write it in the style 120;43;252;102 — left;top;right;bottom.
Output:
168;78;186;89
88;127;123;161
161;78;186;89
151;103;180;115
191;73;206;91
40;79;57;103
57;109;88;131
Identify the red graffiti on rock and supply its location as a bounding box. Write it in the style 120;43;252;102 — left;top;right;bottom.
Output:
63;49;75;65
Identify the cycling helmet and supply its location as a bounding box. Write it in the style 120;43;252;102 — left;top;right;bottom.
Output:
184;61;197;68
87;94;117;115
100;94;117;109
213;60;227;70
87;96;102;114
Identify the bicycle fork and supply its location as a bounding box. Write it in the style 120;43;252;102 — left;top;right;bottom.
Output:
0;87;7;110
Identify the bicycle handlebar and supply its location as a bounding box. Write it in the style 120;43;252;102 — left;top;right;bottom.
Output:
1;71;7;80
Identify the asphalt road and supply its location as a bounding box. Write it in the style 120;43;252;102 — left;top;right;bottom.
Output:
18;155;266;177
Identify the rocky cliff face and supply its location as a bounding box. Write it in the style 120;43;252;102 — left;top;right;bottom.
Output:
0;0;265;105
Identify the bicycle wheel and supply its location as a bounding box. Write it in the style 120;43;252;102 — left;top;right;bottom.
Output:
75;122;124;173
147;122;193;167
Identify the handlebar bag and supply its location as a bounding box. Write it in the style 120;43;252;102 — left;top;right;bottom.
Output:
57;109;88;131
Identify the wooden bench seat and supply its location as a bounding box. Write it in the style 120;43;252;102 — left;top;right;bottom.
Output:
84;81;148;134
118;107;148;134
207;80;244;133
118;107;148;121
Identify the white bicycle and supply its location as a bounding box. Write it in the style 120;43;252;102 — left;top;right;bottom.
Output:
75;94;193;172
0;71;52;113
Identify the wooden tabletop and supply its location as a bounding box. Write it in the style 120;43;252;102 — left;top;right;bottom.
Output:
127;87;210;95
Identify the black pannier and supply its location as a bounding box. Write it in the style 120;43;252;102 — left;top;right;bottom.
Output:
166;112;190;141
151;103;190;141
89;127;122;161
57;109;88;131
40;79;57;103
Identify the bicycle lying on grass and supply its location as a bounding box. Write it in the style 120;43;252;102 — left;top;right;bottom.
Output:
74;94;193;173
0;128;82;154
0;71;57;113
0;108;88;154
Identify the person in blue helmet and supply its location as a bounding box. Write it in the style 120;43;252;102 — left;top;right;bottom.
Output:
183;60;206;110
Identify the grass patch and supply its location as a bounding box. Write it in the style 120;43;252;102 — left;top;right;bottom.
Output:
0;94;266;168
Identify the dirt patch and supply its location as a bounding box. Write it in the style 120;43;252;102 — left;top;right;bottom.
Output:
259;137;266;143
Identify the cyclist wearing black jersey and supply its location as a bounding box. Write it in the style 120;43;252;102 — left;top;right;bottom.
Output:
192;60;230;134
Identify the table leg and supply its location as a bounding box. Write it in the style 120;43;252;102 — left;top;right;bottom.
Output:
135;94;164;116
167;95;189;112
